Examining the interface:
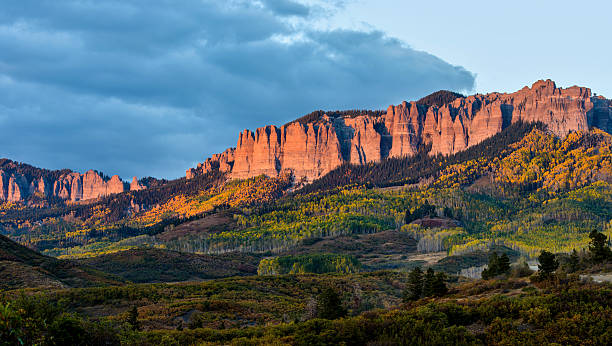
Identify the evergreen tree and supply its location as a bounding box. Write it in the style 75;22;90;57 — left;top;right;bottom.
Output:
432;272;448;296
568;249;580;273
588;230;612;263
403;267;423;301
127;306;139;331
317;288;346;320
482;252;500;279
538;250;559;276
422;268;436;297
498;253;511;275
421;201;436;218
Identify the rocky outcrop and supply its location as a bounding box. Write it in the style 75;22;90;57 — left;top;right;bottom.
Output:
0;161;148;203
188;80;612;182
130;176;145;191
0;172;27;202
187;148;235;179
51;171;129;202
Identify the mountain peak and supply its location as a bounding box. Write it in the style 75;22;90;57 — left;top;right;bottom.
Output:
531;79;557;90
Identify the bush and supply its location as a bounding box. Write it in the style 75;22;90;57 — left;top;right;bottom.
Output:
510;258;534;278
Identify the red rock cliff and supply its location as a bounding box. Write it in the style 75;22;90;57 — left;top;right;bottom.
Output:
188;80;612;181
0;162;147;203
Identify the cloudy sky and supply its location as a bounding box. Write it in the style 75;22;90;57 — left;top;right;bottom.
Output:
0;1;609;179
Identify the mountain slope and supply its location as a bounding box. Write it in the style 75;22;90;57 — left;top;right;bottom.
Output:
4;123;612;260
0;234;122;289
78;248;259;283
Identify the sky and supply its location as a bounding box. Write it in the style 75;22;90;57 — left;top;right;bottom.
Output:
0;0;609;179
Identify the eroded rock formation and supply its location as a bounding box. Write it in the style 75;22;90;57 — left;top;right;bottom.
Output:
0;161;147;203
188;80;612;182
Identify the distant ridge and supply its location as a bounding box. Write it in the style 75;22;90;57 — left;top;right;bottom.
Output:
0;158;152;204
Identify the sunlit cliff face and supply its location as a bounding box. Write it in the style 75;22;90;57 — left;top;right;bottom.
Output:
187;80;612;181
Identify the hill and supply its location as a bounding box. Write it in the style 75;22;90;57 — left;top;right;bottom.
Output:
1;79;612;286
416;89;465;107
0;158;159;204
78;248;259;283
1;80;612;344
0;234;122;289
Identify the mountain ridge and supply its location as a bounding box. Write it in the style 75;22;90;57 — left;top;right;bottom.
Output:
0;158;152;204
187;80;612;181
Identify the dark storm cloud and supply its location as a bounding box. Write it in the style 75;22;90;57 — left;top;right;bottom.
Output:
0;0;475;179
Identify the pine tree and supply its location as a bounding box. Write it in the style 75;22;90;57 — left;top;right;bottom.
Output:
422;268;436;297
538;250;559;276
568;249;580;272
498;253;511;275
403;267;423;302
482;252;500;279
588;230;612;263
317;287;346;320
405;209;413;224
432;272;448;296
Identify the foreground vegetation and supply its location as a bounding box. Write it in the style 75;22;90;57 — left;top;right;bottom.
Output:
2;235;611;344
2;271;610;345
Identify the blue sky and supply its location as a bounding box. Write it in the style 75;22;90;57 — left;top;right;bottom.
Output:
0;1;608;179
333;0;612;97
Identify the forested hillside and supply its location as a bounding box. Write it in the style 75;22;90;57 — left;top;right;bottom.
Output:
2;123;612;264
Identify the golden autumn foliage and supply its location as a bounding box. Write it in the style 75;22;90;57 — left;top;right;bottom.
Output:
494;129;612;192
436;128;612;194
131;173;292;228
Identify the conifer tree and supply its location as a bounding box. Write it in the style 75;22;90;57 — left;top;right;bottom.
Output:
127;306;139;331
404;209;413;224
568;249;580;272
588;230;612;263
482;252;500;279
317;288;346;320
538;250;559;276
422;268;436;297
498;253;511;275
432;272;448;296
403;267;423;302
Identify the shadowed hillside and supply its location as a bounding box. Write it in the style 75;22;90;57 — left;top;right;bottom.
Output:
79;248;259;283
0;234;122;289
